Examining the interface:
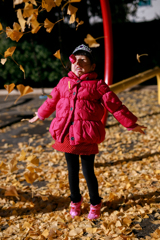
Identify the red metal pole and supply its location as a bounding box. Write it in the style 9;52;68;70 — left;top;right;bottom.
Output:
99;0;113;125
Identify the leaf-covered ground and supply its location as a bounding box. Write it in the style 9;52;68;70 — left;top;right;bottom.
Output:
1;86;160;239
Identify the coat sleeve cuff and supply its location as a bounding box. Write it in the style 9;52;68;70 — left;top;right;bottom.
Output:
38;112;45;120
127;123;138;131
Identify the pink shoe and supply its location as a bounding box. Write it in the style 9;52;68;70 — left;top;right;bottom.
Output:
88;202;102;220
70;197;83;218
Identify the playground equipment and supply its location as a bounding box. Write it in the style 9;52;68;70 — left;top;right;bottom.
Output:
99;0;113;125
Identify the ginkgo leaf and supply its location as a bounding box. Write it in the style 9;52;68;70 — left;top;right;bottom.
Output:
61;0;81;11
67;3;78;15
23;3;38;18
30;0;37;6
6;27;23;42
27;165;37;173
0;161;8;171
9;158;18;173
13;0;23;7
55;0;62;7
0;23;3;31
5;186;19;200
67;4;78;24
24;171;38;184
53;49;61;60
17;9;26;32
42;0;56;12
84;34;100;48
4;83;15;101
27;155;39;166
47;94;52;99
44;18;55;33
13;22;21;31
19;150;26;161
4;46;16;58
14;84;33;104
75;18;84;30
1;58;7;65
20;64;25;78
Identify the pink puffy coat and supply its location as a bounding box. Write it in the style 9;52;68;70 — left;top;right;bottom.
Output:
38;71;137;146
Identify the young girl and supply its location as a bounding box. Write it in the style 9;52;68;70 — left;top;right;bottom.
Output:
29;44;146;220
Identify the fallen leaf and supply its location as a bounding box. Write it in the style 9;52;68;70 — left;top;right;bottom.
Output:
19;150;26;161
27;155;39;166
5;186;19;199
41;229;49;238
24;171;38;184
69;228;83;237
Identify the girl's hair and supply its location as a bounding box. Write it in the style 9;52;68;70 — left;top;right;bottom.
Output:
74;50;95;65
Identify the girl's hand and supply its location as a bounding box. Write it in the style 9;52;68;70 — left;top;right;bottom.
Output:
29;112;39;123
132;125;147;134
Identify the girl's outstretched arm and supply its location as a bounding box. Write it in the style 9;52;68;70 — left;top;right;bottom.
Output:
29;112;39;123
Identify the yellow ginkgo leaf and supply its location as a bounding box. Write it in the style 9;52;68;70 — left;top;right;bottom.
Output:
13;22;21;31
5;186;19;200
47;94;52;99
75;18;84;30
53;49;61;60
4;83;15;101
0;23;3;31
84;34;100;48
1;58;7;65
17;9;26;32
27;155;39;166
27;165;37;173
24;171;38;184
14;84;33;104
0;161;8;170
6;27;23;42
42;0;56;12
30;0;37;6
20;64;25;78
4;46;16;58
13;0;23;7
44;18;55;33
19;150;26;161
23;3;37;18
67;3;78;15
61;0;81;11
55;0;62;7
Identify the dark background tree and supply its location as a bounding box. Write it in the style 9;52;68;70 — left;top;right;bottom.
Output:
0;0;159;88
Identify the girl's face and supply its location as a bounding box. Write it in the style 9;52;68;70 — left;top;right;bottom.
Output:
71;55;96;77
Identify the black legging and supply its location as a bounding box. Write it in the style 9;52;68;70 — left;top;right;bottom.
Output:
65;152;101;205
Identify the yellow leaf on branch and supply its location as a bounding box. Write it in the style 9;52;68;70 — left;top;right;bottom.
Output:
14;84;33;104
84;34;100;48
44;18;55;33
53;49;61;60
30;0;37;6
61;0;81;11
6;26;23;42
4;83;15;101
67;4;78;24
55;0;62;7
24;171;38;184
20;64;25;78
13;22;21;31
4;46;16;58
0;23;3;31
42;0;56;12
13;0;23;7
75;18;84;30
23;3;38;18
17;9;26;32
